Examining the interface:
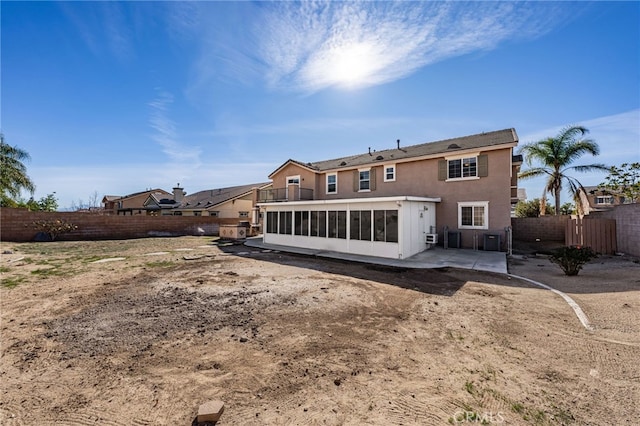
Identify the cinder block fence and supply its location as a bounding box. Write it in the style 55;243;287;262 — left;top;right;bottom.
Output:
0;208;239;242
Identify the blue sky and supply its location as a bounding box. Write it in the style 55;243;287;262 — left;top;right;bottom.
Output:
2;1;639;209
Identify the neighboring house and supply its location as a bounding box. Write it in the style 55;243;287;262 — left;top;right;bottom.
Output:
101;195;120;212
580;186;633;214
258;128;520;259
102;189;172;215
143;182;272;226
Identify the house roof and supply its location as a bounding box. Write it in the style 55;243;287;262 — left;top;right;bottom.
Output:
270;128;518;176
117;188;170;201
177;182;272;210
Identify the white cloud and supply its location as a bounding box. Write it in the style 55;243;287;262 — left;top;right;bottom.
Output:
241;1;572;93
178;1;577;96
148;90;202;164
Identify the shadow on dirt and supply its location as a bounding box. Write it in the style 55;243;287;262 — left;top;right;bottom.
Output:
214;240;467;297
214;239;640;295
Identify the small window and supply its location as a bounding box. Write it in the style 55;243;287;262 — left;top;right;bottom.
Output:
193;211;202;216
327;173;337;194
239;211;249;218
458;202;488;229
210;211;219;217
287;176;300;185
359;170;370;191
595;196;614;205
384;165;396;182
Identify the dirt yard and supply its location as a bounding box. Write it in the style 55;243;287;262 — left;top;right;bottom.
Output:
1;237;639;425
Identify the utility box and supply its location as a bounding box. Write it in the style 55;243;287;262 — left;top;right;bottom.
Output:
446;231;461;249
483;233;501;251
219;225;247;240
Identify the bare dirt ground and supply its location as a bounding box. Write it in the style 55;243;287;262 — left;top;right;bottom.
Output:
1;236;639;425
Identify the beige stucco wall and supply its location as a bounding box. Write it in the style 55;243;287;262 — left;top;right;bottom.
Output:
271;163;318;194
207;196;254;219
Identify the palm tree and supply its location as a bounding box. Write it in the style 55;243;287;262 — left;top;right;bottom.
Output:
518;126;608;215
1;133;36;203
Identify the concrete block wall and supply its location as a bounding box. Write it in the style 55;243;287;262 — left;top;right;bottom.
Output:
590;204;640;257
511;215;570;242
0;208;240;242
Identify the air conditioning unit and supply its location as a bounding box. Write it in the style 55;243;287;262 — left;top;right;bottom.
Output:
425;233;438;244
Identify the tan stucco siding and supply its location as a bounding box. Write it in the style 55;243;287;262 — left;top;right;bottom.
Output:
271;163;317;192
207;197;254;219
120;193;152;209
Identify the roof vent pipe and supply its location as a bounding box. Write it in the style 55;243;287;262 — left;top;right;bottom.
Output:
397;139;400;149
368;147;372;156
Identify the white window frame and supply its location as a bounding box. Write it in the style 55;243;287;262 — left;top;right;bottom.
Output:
458;201;489;230
358;168;371;192
595;195;614;205
446;152;480;182
384;164;396;182
326;173;337;194
286;175;300;185
239;211;249;218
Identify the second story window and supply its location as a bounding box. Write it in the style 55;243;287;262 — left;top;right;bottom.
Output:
359;169;370;191
384;165;396;182
327;173;337;194
449;157;477;179
239;211;249;218
595;196;614;205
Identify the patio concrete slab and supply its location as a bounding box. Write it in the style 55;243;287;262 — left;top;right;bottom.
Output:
244;237;507;274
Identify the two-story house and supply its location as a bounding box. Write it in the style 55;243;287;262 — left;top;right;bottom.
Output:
580;186;634;214
258;128;520;259
102;189;172;215
143;183;272;225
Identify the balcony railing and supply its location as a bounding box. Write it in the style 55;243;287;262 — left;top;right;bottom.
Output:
258;187;314;202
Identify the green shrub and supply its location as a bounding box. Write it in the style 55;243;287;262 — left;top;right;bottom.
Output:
549;246;597;276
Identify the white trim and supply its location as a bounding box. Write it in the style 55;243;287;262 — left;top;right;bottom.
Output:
457;201;489;230
326;173;337;195
383;164;396;182
259;195;441;207
446;176;480;183
446;155;479;181
286;175;301;185
444;151;480;161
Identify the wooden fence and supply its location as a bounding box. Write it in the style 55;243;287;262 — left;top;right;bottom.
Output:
565;218;617;254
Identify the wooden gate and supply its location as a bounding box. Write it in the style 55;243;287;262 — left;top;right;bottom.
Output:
565;218;617;254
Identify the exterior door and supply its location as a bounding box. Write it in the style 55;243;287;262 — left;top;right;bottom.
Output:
286;176;301;201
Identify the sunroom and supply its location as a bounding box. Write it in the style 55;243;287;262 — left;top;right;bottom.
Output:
259;196;441;260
